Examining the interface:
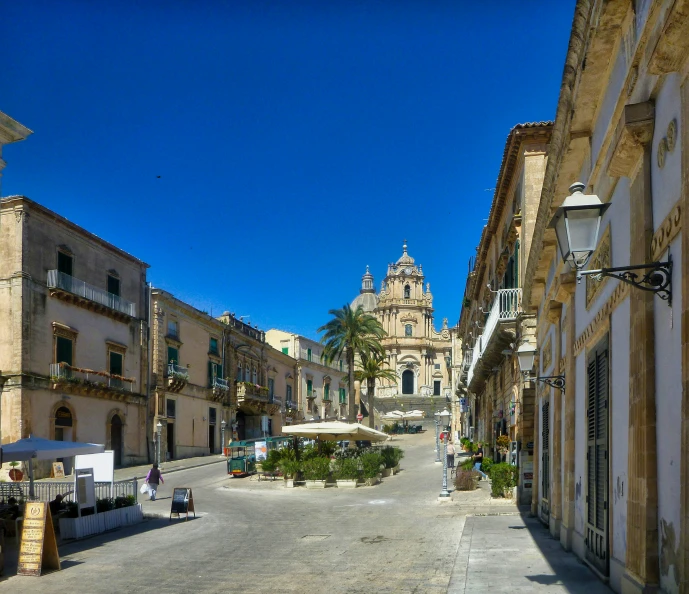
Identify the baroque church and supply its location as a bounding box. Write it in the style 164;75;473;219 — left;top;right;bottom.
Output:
351;242;452;401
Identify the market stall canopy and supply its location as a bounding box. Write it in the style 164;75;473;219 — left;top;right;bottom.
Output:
1;435;105;462
282;421;389;442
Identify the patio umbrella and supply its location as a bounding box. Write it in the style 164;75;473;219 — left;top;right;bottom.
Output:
1;435;105;498
381;410;405;420
282;421;389;442
402;411;425;421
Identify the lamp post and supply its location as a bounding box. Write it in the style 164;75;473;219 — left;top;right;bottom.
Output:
549;182;672;304
156;421;162;465
437;409;452;498
516;343;566;389
221;419;226;456
434;411;441;463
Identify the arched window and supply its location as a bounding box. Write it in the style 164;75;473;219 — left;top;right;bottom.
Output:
405;324;412;337
245;365;251;382
404;285;410;299
236;363;242;381
252;367;257;384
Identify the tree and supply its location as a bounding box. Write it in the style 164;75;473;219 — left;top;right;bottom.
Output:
318;304;386;422
354;353;397;429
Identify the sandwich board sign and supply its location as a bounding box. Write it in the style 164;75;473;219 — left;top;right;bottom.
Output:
17;502;61;576
170;488;195;521
50;462;65;479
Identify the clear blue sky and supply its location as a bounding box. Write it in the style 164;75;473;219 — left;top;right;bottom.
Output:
2;1;575;340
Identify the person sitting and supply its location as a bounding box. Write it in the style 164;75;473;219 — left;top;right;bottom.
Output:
50;494;66;516
1;497;20;520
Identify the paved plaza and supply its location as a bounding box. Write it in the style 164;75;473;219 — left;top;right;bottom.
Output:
2;430;611;593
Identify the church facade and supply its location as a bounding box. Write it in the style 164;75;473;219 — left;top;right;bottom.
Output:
351;243;452;402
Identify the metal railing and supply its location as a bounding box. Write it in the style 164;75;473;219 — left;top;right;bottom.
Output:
47;270;136;317
50;363;134;392
226;316;264;342
10;479;138;503
270;394;282;405
285;399;297;410
213;377;229;390
167;362;189;379
466;288;522;386
299;349;347;372
461;349;473;372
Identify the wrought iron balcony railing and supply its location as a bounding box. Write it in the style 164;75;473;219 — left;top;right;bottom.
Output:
50;362;134;392
47;270;136;317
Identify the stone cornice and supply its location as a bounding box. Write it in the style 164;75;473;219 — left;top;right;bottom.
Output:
648;0;689;75
651;200;681;261
607;102;655;178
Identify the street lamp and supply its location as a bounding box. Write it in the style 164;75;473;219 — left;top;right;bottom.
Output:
437;409;452;499
221;419;227;456
156;421;163;465
433;410;442;462
549;182;672;304
516;343;565;389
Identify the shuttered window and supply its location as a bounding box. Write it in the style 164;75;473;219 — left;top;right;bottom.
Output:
585;337;609;574
307;379;313;398
541;400;550;502
55;336;73;366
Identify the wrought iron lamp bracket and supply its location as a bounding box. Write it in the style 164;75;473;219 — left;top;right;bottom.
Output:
523;373;565;390
577;257;672;305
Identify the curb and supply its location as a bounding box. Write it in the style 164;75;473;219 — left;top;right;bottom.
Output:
120;457;226;482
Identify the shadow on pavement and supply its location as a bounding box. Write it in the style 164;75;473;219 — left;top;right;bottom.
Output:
0;516;195;581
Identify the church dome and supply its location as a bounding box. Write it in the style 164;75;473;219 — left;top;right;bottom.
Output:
351;265;378;312
396;240;415;265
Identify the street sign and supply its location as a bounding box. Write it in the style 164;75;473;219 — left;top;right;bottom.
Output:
356;413;363;421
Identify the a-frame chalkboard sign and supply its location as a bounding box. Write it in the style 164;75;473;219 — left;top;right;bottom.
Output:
169;487;195;521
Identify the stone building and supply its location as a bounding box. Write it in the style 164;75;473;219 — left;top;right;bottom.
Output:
521;2;689;592
456;121;552;505
0;196;150;474
350;244;453;417
265;329;348;422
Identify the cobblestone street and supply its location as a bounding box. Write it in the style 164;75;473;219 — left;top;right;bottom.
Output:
2;429;610;593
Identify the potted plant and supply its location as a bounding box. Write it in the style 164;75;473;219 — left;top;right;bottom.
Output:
302;457;331;488
496;435;510;457
380;446;404;475
333;458;359;488
489;462;519;498
8;461;23;482
278;452;301;488
360;451;383;486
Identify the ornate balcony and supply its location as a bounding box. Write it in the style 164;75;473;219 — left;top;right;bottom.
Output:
211;377;230;402
166;363;189;393
49;363;141;402
47;270;136;321
236;382;278;415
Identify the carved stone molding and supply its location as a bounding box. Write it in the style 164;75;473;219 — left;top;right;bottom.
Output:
651;201;681;261
542;335;552;371
648;0;689;75
546;301;562;325
607;102;655;179
574;282;630;356
586;226;611;309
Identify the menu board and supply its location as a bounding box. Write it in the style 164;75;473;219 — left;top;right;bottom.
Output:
51;462;65;479
17;502;61;576
170;488;195;521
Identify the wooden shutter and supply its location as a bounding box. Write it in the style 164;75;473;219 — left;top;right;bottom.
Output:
167;346;178;365
585;339;609;575
541;400;550;519
208;360;214;387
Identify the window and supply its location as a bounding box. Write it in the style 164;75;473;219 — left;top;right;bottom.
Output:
166;399;176;418
57;250;73;276
433;381;441;396
286;384;293;403
339;360;343;371
307;379;313;398
109;351;123;376
339;388;346;404
167;320;179;339
55;336;73;365
434;364;441;370
252;367;257;384
208;361;223;386
236;363;242;381
167;346;179;365
282;347;289;355
209;337;219;355
405;324;412;337
324;383;330;401
307;348;312;362
107;273;120;297
244;366;251;382
404;285;410;299
209;407;217;425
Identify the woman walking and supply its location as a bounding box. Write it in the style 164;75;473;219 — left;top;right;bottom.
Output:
446;440;455;469
146;463;164;501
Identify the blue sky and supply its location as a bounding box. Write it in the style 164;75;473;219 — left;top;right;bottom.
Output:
2;1;575;339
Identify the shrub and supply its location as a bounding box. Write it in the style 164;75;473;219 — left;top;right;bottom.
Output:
454;470;480;491
114;495;135;509
360;452;384;479
460;458;474;471
320;441;338;457
261;449;281;472
96;498;115;513
301;444;319;461
301;457;331;481
490;463;519;498
481;457;494;476
380;446;404;469
333;458;359;481
277;449;301;478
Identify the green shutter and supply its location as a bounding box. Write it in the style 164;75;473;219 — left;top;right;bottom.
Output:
56;336;73;365
167;346;178;364
282;347;288;355
307;348;312;362
208;360;213;387
307;379;312;397
324;384;330;400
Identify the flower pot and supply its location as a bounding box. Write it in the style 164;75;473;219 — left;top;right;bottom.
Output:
365;476;380;486
284;478;294;488
305;480;327;489
8;468;23;482
381;468;392;478
392;464;400;475
336;479;358;488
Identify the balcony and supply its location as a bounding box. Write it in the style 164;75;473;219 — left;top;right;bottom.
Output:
466;288;522;391
167;362;189;392
226;316;264;342
285;399;297;411
47;270;136;321
270;394;283;406
50;363;138;400
237;382;279;415
236;382;269;403
299;349;348;373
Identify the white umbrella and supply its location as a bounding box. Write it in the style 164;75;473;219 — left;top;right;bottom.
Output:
282;421;389;442
1;435;104;498
381;410;405;420
402;411;425;421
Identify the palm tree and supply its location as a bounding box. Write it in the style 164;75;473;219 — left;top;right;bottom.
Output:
355;353;397;429
318;304;386;421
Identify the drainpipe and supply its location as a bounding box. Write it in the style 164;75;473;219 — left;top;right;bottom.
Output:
146;282;153;462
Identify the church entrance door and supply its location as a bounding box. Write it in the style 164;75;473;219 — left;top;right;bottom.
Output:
402;370;414;395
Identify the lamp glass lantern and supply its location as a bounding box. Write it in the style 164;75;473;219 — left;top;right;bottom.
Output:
548;182;610;270
516;344;537;374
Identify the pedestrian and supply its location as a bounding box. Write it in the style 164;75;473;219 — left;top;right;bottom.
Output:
49;493;66;516
146;463;164;501
446;440;455;468
473;446;488;480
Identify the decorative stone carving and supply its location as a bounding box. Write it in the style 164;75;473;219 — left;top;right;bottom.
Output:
607;102;655;179
542;335;552;371
586;226;611;309
667;119;677;151
657;137;668;169
648;0;689;75
574;282;630;356
651;201;681;261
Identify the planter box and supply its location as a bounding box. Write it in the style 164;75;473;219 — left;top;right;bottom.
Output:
392;464;400;475
59;504;143;540
283;478;294;488
364;477;380;486
336;480;358;488
304;480;327;489
381;468;392;478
